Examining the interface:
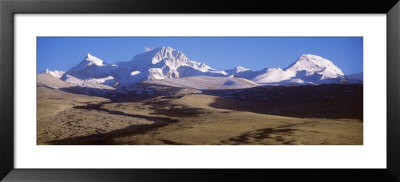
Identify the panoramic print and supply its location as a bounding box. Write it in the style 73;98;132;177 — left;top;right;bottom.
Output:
37;37;363;145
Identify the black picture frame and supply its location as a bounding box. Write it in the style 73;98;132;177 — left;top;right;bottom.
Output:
1;0;399;181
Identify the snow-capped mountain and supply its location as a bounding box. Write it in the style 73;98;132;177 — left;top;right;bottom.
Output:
64;53;115;81
231;54;346;85
114;46;228;85
285;54;344;81
251;68;295;83
285;54;343;75
40;47;361;90
225;66;250;75
63;46;227;87
40;69;65;78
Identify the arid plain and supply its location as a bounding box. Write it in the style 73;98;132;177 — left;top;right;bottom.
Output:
37;77;363;145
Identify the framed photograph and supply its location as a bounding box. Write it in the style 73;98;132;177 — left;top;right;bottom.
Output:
1;0;399;181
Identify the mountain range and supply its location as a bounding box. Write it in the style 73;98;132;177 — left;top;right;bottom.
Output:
39;46;363;90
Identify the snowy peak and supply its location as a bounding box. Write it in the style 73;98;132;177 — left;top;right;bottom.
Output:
62;47;224;87
152;46;189;65
285;54;344;79
68;53;106;73
130;46;185;65
239;54;347;85
64;54;116;82
285;54;344;75
40;69;65;78
129;46;215;77
85;53;105;66
235;66;250;72
152;46;183;64
225;66;250;75
42;48;358;90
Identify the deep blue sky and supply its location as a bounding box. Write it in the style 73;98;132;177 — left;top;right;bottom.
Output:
37;37;363;74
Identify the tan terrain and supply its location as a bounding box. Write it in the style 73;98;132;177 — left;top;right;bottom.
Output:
37;85;362;145
37;85;110;120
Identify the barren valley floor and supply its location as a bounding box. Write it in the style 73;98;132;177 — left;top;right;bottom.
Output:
37;84;363;145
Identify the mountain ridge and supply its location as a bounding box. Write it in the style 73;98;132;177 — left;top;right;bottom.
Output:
40;46;362;89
